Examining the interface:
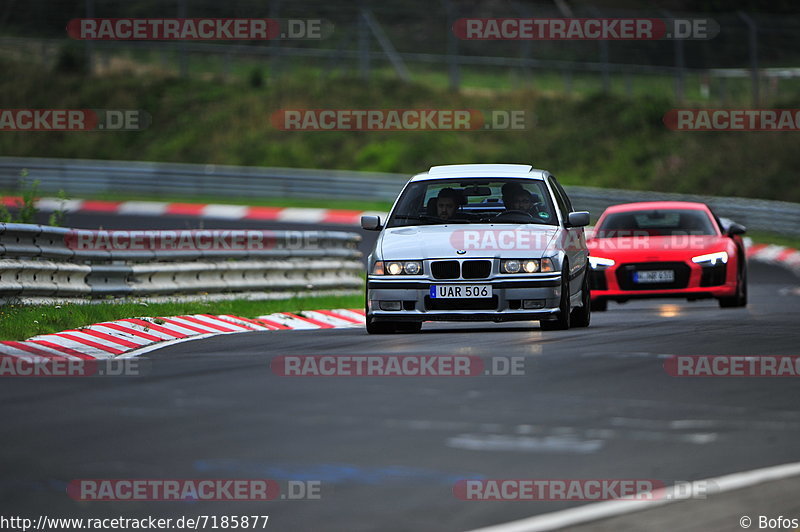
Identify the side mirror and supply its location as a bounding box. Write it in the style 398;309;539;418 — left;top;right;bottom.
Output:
727;222;746;236
361;215;382;231
567;211;590;227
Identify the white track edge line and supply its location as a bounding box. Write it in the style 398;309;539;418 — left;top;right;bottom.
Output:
117;333;223;358
464;460;800;532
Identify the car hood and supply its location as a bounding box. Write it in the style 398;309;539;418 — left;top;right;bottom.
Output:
378;224;561;260
587;235;728;261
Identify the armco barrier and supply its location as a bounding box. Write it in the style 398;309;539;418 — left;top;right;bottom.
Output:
1;156;798;236
0;223;362;300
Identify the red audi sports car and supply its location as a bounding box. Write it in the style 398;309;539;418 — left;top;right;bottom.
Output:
587;201;747;311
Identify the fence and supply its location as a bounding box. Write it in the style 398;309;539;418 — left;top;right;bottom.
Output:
2;156;798;237
0;222;363;300
2;1;800;103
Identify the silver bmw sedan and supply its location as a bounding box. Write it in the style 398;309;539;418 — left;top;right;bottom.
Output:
361;164;591;333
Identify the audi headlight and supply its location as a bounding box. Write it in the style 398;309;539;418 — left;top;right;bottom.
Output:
691;251;728;266
589;256;615;269
372;260;423;275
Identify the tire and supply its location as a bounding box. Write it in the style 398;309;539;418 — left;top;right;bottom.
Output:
365;291;396;334
364;292;421;334
590;299;608;312
718;256;748;308
541;267;571;331
366;316;398;334
395;322;422;333
570;270;591;328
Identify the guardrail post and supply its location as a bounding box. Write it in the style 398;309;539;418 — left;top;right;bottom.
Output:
269;0;281;83
589;8;611;94
177;0;188;78
738;11;759;106
358;6;370;81
443;0;461;92
84;0;95;75
361;8;411;82
661;10;686;102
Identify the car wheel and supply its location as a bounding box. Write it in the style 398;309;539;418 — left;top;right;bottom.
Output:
718;256;748;308
366;316;398;334
395;322;422;333
541;267;571;331
365;292;397;334
570;270;591;328
590;299;608;312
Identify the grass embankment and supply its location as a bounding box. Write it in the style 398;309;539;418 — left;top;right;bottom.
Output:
747;231;800;250
0;294;363;342
1;56;800;202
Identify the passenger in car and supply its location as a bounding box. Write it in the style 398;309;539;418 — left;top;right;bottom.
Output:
507;190;534;212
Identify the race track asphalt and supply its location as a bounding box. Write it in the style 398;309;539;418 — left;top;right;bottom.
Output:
3;212;798;531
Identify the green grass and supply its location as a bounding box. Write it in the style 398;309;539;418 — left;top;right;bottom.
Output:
0;294;363;341
1;52;800;204
747;230;800;250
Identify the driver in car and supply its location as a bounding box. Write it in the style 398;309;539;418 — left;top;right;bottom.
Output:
436;187;461;220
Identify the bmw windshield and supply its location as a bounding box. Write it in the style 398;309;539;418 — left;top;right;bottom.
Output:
386;178;558;228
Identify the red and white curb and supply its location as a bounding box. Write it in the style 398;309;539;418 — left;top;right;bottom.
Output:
1;196;385;227
0;309;365;361
746;240;800;275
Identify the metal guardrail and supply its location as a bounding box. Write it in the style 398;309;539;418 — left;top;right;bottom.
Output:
564;187;800;239
0;223;363;299
1;156;799;236
0;157;407;202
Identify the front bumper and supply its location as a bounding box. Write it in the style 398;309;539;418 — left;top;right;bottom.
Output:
589;260;738;301
367;276;562;322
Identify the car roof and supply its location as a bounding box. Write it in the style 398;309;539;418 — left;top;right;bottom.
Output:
409;164;548;182
602;201;711;214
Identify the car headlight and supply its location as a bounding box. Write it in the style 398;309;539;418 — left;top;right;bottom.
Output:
589;256;615;269
501;259;543;274
502;259;521;273
403;261;421;275
372;260;423;275
691;251;728;266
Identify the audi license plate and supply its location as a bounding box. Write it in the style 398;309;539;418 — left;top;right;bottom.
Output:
430;285;492;298
633;270;675;283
